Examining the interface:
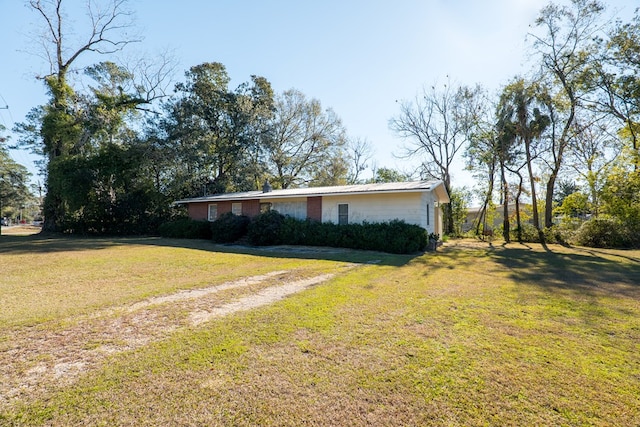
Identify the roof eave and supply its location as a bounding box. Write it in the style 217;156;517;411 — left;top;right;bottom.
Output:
174;180;450;204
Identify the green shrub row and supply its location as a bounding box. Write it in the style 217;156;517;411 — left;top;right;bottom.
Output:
248;211;428;254
210;212;250;243
159;211;431;254
158;218;212;239
572;217;640;248
496;217;640;248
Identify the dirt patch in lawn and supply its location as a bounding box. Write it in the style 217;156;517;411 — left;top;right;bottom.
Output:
0;225;42;236
0;269;342;410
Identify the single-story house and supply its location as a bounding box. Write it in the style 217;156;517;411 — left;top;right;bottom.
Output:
175;180;450;237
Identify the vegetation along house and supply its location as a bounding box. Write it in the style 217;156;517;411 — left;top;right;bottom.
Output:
176;180;450;237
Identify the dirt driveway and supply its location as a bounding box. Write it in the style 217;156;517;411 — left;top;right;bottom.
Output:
0;268;345;410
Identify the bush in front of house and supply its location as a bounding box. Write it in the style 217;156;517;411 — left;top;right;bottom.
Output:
248;211;428;254
210;212;250;243
247;210;286;246
158;218;213;239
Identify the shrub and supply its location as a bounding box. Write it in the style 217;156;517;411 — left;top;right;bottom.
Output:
210;212;250;243
247;210;285;246
505;223;541;243
278;216;312;245
572;217;633;248
158;218;212;239
275;217;427;254
382;220;428;253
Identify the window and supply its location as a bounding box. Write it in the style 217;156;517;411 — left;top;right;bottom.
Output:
426;203;430;226
260;202;272;213
232;202;242;216
208;204;218;222
338;203;349;225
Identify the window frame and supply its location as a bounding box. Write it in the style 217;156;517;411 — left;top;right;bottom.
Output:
426;203;430;226
260;202;272;213
338;203;349;225
231;202;242;216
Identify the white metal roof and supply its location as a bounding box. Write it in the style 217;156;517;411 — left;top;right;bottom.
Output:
175;180;450;204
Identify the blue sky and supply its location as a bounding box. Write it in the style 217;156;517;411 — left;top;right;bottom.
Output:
0;0;636;189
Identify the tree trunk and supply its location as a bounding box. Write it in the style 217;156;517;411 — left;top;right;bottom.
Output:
544;171;558;229
524;136;543;242
476;159;496;237
501;162;510;243
515;171;524;242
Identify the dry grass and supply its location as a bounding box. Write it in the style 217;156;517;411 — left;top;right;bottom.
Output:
0;225;42;236
1;236;639;425
0;236;347;327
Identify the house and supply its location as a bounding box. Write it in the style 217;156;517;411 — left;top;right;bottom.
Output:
462;203;533;233
176;180;450;237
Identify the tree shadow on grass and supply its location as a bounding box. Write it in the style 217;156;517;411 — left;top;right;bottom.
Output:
486;243;640;299
0;233;123;254
140;238;417;267
0;234;416;267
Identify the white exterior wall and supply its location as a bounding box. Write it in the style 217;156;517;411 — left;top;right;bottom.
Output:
321;192;438;234
255;191;444;235
421;192;442;236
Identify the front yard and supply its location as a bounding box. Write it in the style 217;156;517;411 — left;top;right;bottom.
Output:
1;236;638;425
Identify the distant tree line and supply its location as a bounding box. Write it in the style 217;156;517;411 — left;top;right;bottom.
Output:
391;0;640;247
0;124;34;229
12;0;384;234
8;0;640;247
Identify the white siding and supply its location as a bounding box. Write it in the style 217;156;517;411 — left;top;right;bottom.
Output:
255;192;443;235
322;193;436;233
268;198;307;220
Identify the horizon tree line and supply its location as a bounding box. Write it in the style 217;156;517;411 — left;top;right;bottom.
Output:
3;0;639;245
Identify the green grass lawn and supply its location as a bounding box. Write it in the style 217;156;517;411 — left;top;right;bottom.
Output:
1;236;639;426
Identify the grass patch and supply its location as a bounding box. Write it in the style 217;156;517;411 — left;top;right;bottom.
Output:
0;236;362;328
2;237;640;425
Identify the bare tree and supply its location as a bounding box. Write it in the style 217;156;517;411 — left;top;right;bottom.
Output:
267;89;346;189
30;0;140;80
346;137;373;184
390;81;483;234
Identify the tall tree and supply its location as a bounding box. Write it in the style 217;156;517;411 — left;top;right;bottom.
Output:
308;151;349;187
566;118;620;216
161;62;274;196
18;0;139;232
267;89;346;189
391;82;482;234
600;164;640;237
590;8;640;166
530;0;605;229
495;91;519;242
498;79;550;240
464;90;500;237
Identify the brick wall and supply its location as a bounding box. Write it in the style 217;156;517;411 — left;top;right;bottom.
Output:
242;199;260;217
188;202;208;221
217;201;232;216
